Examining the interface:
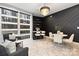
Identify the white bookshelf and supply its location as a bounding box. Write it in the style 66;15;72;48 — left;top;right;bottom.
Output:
20;29;30;30
1;22;18;24
2;29;18;31
16;34;30;36
0;6;33;43
1;14;18;19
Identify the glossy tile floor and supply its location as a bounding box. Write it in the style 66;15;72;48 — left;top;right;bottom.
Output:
29;37;79;56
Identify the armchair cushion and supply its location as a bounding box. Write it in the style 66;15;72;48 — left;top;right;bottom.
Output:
2;40;16;54
10;47;29;56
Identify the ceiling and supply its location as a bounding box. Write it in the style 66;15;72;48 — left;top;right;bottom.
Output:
6;3;78;17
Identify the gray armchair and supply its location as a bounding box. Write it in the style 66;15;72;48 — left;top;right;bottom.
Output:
0;45;28;56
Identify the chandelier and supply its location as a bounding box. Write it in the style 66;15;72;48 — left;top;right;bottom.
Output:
40;6;50;16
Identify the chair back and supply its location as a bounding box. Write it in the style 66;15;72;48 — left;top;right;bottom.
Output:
53;34;63;43
57;31;61;34
69;34;74;42
49;32;53;38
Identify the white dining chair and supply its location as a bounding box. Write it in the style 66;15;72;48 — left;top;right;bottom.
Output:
63;34;74;43
53;34;63;43
57;31;61;34
49;32;53;40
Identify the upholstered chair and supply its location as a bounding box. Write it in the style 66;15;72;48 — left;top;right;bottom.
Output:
63;34;74;43
49;32;53;40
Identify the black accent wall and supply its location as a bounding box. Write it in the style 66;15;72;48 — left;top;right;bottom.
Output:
42;4;79;42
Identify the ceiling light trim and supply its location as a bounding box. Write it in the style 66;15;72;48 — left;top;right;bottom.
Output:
40;6;50;16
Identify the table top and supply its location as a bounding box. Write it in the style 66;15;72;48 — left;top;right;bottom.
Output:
62;34;67;37
52;34;67;37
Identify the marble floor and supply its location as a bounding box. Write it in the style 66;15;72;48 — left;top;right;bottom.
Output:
29;37;79;56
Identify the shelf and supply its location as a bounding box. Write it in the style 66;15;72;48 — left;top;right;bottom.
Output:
15;34;30;36
20;34;30;36
20;18;30;20
14;38;30;43
27;19;30;20
2;29;18;31
20;23;30;25
1;14;18;19
20;29;30;30
1;22;18;25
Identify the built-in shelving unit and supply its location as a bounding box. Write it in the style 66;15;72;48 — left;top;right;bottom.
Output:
19;12;31;39
0;6;32;43
33;16;43;31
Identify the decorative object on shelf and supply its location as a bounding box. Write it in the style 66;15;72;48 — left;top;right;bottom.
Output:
2;16;17;23
20;19;30;24
35;27;40;31
2;8;17;16
20;30;30;34
40;4;50;16
20;13;30;19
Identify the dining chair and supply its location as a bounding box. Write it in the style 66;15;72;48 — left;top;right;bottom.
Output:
57;31;61;34
63;34;74;43
49;32;53;40
53;34;63;43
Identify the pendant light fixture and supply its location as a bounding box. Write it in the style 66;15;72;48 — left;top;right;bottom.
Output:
40;4;50;16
